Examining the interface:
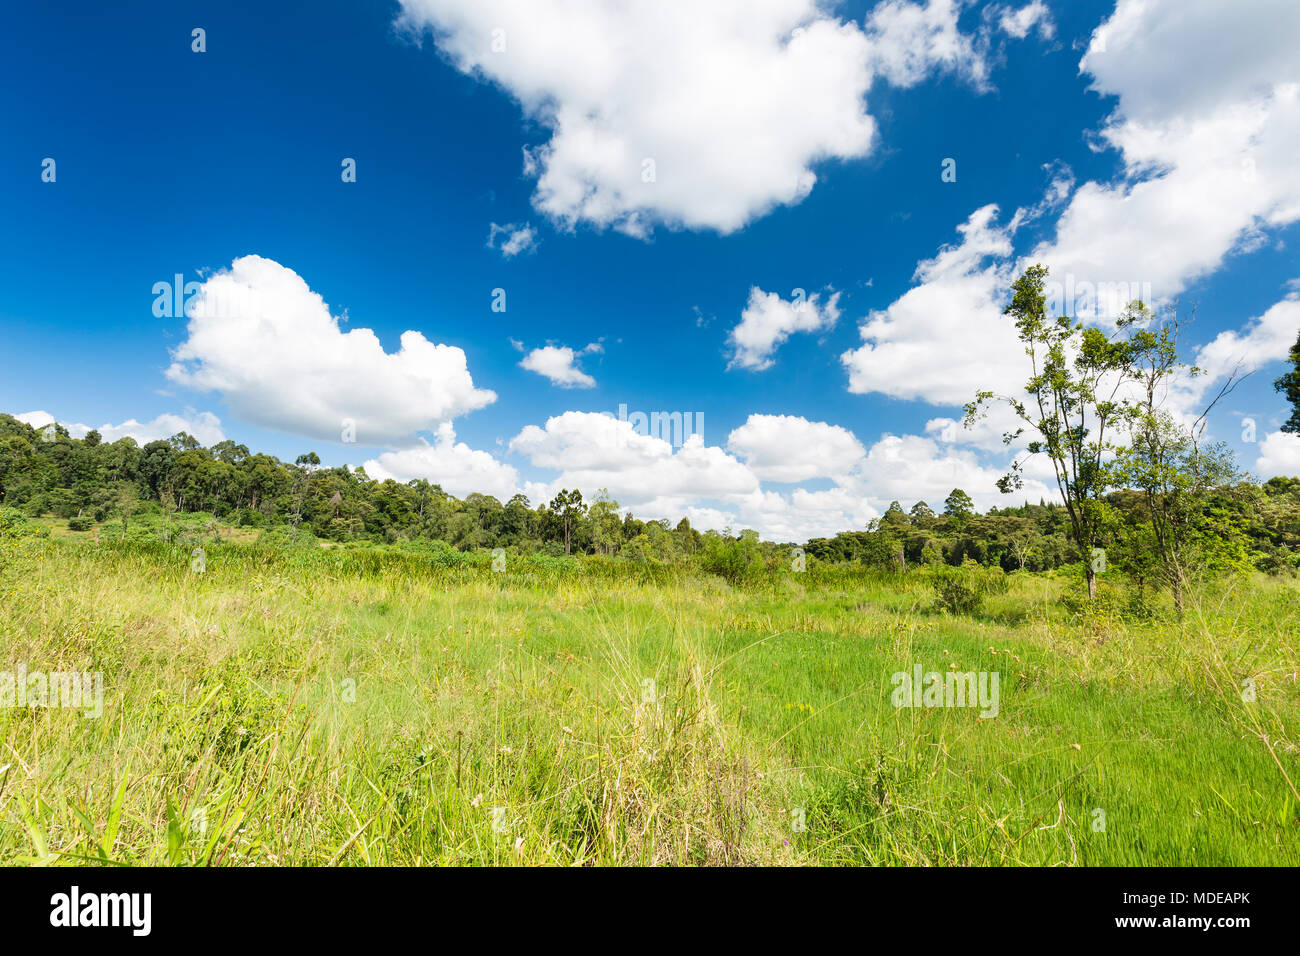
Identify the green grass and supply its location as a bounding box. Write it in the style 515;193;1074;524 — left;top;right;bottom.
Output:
1;534;1296;865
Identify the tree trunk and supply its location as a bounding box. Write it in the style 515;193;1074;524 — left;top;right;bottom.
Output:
1085;563;1097;599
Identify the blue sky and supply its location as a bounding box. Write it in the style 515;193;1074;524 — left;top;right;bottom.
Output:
3;0;1299;539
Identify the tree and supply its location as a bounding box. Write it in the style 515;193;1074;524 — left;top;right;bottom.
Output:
966;265;1139;599
1273;328;1300;433
547;489;587;556
116;483;139;533
290;452;321;545
674;517;702;555
1117;301;1245;616
882;500;911;531
943;489;974;527
501;493;533;544
588;490;623;555
862;522;905;570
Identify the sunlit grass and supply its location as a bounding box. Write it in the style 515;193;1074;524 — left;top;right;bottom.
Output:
1;536;1296;865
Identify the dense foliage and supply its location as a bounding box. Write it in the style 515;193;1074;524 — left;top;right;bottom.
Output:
3;412;1299;582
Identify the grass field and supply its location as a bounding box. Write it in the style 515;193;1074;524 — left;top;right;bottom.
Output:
2;529;1297;866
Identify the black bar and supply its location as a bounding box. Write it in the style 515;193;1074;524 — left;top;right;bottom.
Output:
0;866;1274;941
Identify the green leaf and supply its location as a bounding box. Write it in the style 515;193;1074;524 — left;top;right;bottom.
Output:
165;794;185;866
103;765;129;858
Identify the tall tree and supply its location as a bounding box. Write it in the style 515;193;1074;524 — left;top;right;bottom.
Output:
1117;301;1244;616
588;489;623;555
943;489;974;529
547;488;587;556
290;452;320;545
966;264;1139;598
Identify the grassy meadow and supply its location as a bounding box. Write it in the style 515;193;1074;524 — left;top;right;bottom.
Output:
1;522;1297;866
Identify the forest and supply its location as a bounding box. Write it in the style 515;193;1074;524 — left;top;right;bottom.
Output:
2;409;1299;581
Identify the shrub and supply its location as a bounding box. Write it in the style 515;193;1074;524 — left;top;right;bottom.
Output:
66;515;94;532
0;508;45;539
256;525;319;549
930;560;1009;615
700;534;764;585
1058;575;1158;622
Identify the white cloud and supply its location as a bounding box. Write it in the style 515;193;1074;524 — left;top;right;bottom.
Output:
519;343;601;388
1105;288;1300;435
842;204;1023;405
487;221;539;257
864;0;992;89
502;408;1052;539
726;414;864;482
363;423;521;500
15;410;226;446
994;1;1054;41
1194;291;1300;383
1083;0;1300;124
1028;0;1300;315
396;0;996;236
716;486;880;542
838;1;1299;422
850;432;1052;512
165;255;496;447
1256;430;1300;478
14;411;54;430
728;287;840;371
509;411;759;506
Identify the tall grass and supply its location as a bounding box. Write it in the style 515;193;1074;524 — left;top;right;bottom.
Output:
1;534;1295;865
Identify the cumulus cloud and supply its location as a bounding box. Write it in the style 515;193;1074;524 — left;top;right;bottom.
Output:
714;486;880;542
396;0;996;236
850;431;1050;512
165;255;496;447
726;414;864;482
519;342;602;388
1194;291;1300;383
363;423;521;500
502;412;876;540
15;409;226;446
842;204;1023;405
498;408;1052;539
839;0;1300;424
509;411;759;506
487;221;539;257
727;287;840;371
1256;430;1300;478
1027;0;1300;315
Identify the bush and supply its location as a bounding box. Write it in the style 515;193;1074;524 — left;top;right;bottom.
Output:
0;508;48;576
66;515;94;532
700;534;764;585
0;508;45;539
1058;575;1158;622
930;560;1009;615
255;525;319;549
